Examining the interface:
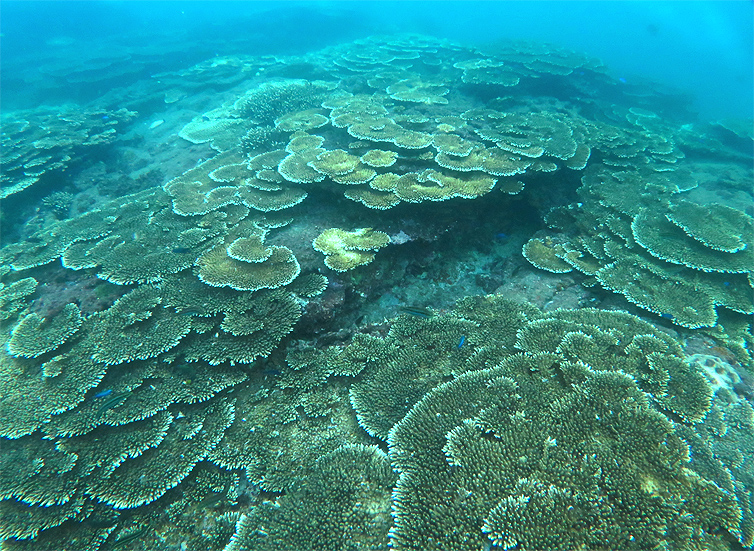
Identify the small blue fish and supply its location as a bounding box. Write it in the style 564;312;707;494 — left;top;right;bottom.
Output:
494;232;508;240
101;115;110;121
660;313;674;320
723;281;731;287
94;389;113;399
457;335;466;349
618;77;627;84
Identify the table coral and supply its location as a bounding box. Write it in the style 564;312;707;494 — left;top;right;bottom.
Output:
313;227;391;272
7;303;82;358
0;33;751;551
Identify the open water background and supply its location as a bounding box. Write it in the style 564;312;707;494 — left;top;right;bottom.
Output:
1;0;753;121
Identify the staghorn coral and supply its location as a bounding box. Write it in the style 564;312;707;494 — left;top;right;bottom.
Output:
378;299;740;550
234;79;338;124
348;315;481;439
41;191;74;218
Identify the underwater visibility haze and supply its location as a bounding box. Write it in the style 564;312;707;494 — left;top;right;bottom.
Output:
0;2;753;550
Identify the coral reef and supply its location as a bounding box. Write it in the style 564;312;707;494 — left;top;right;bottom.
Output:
41;191;75;218
0;34;751;551
225;445;395;551
1;106;136;199
313;227;391;271
223;296;750;550
523;137;753;336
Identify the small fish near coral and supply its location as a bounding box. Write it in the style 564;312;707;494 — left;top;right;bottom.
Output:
398;306;434;318
109;528;150;549
96;391;131;417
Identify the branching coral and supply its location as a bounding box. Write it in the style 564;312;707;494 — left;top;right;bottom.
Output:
0;33;750;551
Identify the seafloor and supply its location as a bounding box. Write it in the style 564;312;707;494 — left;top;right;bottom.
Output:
0;34;753;551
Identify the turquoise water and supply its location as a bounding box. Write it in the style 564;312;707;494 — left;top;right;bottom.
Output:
0;2;752;551
2;1;752;119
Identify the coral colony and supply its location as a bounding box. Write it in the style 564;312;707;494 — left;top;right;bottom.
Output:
1;35;752;550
